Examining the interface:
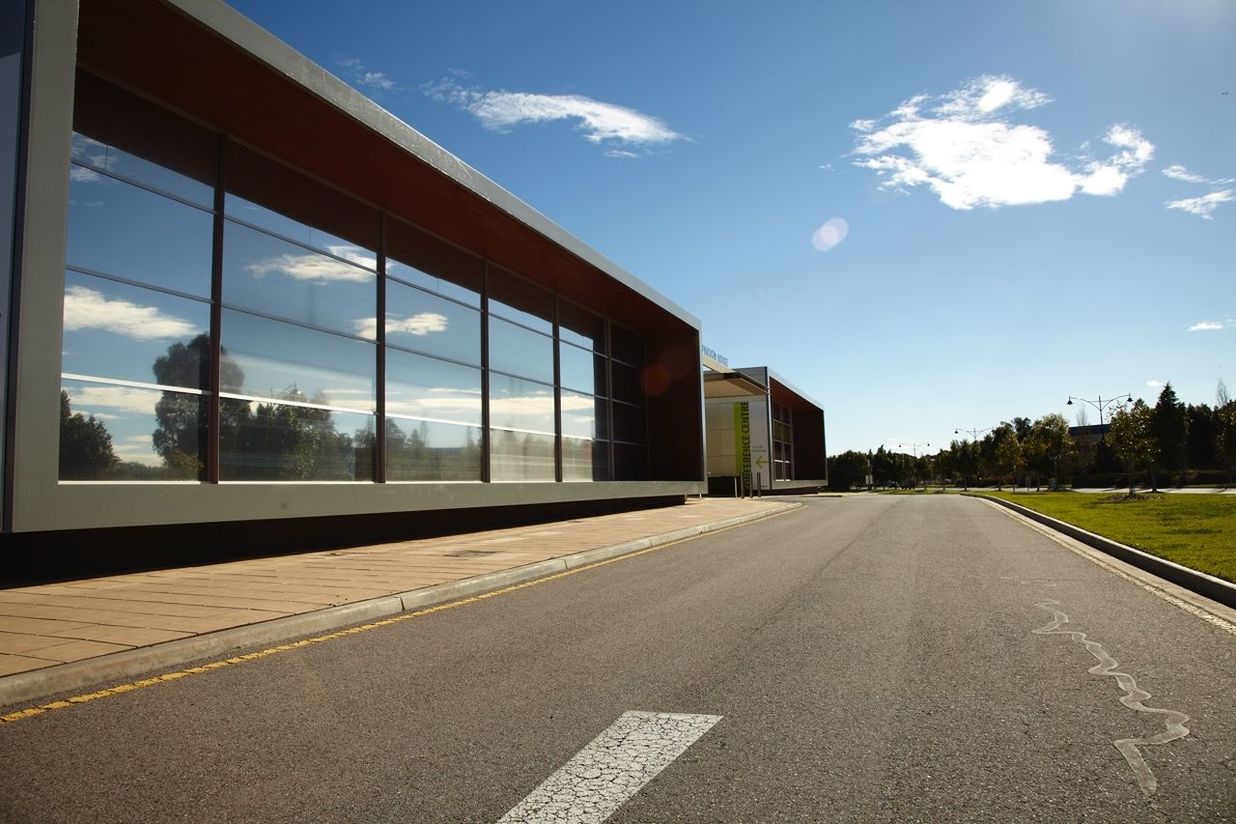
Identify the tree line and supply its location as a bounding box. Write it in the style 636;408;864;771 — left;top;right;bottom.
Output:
827;381;1236;492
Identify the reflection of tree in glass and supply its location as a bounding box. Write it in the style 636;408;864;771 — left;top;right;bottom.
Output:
235;388;362;480
386;419;481;480
59;390;118;479
151;333;215;480
150;335;368;480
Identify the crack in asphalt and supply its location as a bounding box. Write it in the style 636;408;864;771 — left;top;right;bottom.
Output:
1032;599;1191;796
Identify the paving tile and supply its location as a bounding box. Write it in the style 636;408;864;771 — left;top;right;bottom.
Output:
0;654;57;676
0;631;66;655
43;625;193;646
26;639;133;663
0;617;95;637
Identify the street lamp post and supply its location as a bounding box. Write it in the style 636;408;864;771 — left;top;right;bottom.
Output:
894;441;931;489
1067;393;1134;432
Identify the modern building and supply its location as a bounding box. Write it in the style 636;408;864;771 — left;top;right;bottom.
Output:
701;351;826;496
0;0;707;555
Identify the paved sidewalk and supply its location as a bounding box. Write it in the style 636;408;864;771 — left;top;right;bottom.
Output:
0;498;794;685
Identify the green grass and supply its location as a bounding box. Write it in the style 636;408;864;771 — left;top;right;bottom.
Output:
983;491;1236;583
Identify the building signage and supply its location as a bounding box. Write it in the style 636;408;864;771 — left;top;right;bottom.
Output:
701;344;728;368
733;401;750;479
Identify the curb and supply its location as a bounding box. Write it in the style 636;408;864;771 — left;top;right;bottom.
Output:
967;493;1236;610
0;501;801;709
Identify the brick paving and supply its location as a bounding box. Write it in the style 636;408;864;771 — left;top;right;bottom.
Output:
0;498;790;677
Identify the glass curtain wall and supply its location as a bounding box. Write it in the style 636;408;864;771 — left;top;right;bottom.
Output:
609;324;648;480
772;403;794;480
58;71;647;485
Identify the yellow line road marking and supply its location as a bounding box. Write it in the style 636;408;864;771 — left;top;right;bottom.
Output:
1;512;790;726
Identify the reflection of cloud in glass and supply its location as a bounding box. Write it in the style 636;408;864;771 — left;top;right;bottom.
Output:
355;312;450;340
69;166;104;183
246;245;376;283
66;384;159;415
70;134;116;172
108;433;158;467
63;285;200;341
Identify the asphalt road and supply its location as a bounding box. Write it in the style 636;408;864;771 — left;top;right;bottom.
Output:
2;495;1234;823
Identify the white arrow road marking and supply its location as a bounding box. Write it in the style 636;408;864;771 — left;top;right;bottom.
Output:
497;711;722;824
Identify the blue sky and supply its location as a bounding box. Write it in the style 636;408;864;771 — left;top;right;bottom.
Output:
228;0;1235;454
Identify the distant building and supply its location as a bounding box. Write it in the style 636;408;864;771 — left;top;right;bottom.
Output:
702;359;827;496
1069;424;1110;446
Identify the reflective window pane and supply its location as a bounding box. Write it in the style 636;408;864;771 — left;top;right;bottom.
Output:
386;419;482;482
60;379;205;480
219;402;374;481
72;71;216;207
563;436;608;482
611;361;644;405
559;302;605;352
614;442;647;481
386;218;482;307
386;279;480;364
386;350;482;426
560;389;599;439
490;428;555;482
559;342;604;395
67;176;213;298
223;220;376;337
221;310;375;411
489;270;552;333
489;374;555;435
611;324;644;366
62;271;211;390
489;317;552;384
224;142;378;256
613;401;646;444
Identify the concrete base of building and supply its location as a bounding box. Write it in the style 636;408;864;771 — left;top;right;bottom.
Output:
0;496;690;585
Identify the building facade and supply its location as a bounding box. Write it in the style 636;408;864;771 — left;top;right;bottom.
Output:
703;360;827;496
1;0;706;541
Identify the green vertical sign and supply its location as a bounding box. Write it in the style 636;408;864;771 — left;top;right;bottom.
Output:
733;402;751;478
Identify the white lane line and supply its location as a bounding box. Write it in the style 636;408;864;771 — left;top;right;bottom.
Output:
497;710;722;824
1033;600;1190;796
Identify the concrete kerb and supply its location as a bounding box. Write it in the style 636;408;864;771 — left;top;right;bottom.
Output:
0;501;801;709
968;493;1236;610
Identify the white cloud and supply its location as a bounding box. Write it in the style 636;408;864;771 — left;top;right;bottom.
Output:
1146;380;1164;388
66;384;159;416
1162;164;1234;186
1165;189;1234;221
354;312;449;341
63;285;200;341
339;57;399;93
425;77;683;154
811;217;850;252
246;245;375;283
69;166;103;183
851;75;1153;210
1188;320;1225;331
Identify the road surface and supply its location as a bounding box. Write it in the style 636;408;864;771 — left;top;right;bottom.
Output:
2;495;1233;822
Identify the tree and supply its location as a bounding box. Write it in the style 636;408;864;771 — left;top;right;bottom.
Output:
991;423;1022;490
1149;383;1188;490
1185;403;1218;471
1108;399;1154;495
1030;413;1074;490
59;391;118;479
826;450;868;491
1217;391;1236;488
951;439;978;490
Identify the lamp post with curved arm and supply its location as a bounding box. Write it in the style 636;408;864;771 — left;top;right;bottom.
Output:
1067;393;1133;434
